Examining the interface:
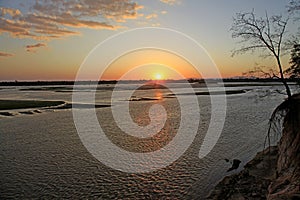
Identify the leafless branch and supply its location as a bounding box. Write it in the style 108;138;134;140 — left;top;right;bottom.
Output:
231;9;292;97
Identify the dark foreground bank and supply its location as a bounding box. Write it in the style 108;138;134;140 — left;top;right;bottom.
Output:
208;95;300;199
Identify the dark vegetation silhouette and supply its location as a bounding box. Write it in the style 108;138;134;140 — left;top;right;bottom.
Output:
285;44;300;79
230;0;299;135
230;1;300;198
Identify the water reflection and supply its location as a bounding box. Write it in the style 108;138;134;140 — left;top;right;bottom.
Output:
99;86;181;153
155;90;163;100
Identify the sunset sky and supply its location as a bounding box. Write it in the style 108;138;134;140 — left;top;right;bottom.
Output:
0;0;295;81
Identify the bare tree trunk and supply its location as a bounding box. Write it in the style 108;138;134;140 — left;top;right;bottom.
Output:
276;56;292;98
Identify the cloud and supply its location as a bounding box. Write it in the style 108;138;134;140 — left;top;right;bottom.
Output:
159;0;179;5
0;7;21;17
151;23;161;27
0;51;14;57
161;11;167;14
26;43;46;52
25;12;115;30
0;0;144;41
145;13;158;19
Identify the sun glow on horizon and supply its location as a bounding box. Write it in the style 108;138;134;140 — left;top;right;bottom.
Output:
101;49;203;80
154;73;163;80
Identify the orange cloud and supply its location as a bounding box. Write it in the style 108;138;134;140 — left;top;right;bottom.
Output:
0;7;21;17
0;17;79;40
25;13;115;29
0;51;14;57
146;13;158;19
160;0;179;5
26;43;46;53
0;0;144;41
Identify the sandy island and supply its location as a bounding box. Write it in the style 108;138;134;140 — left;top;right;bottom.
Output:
0;99;110;116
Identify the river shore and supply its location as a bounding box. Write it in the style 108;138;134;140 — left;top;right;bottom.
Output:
207;146;278;199
208;95;300;200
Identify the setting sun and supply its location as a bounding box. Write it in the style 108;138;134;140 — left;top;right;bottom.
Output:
154;73;163;80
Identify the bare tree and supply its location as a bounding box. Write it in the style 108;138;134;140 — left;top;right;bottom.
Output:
242;65;279;79
231;11;292;98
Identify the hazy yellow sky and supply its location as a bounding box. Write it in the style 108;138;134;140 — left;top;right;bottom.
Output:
0;0;296;80
102;49;201;80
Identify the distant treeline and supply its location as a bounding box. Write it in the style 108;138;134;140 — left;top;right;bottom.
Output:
222;78;300;83
0;80;117;86
0;78;299;86
188;78;300;83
